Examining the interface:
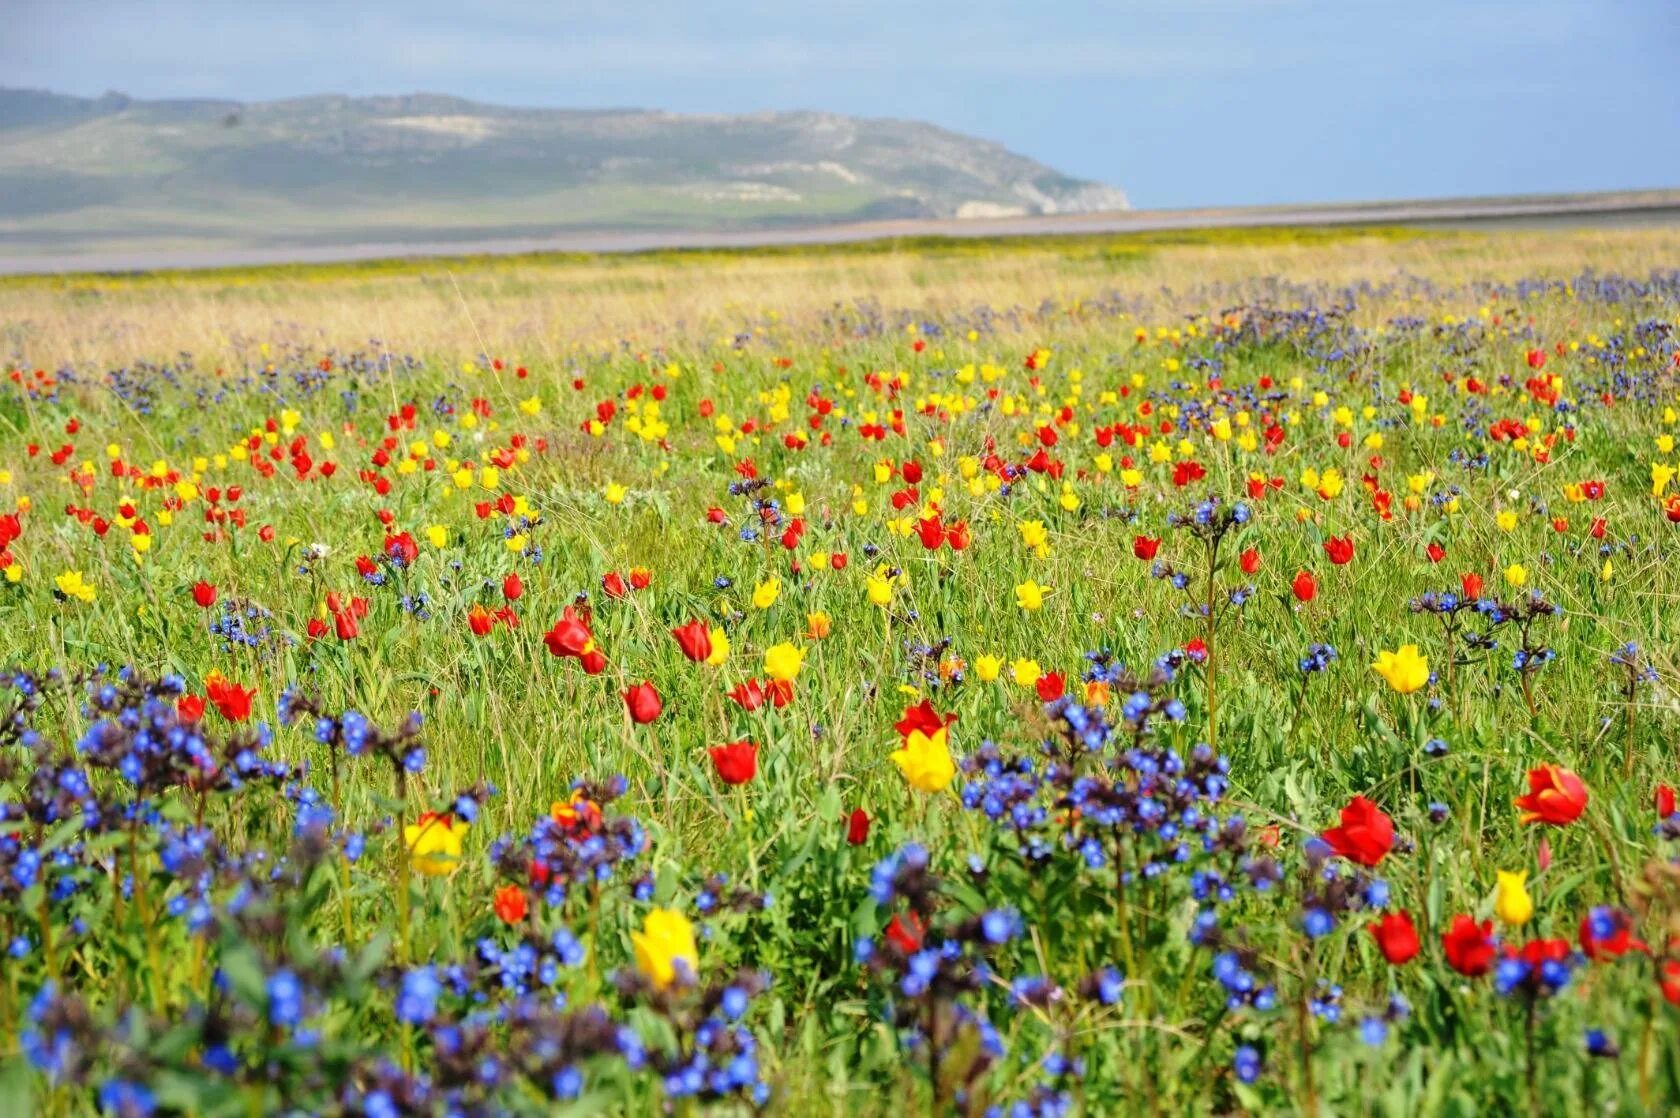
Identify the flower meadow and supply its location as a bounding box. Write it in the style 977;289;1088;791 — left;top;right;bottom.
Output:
5;247;1680;1115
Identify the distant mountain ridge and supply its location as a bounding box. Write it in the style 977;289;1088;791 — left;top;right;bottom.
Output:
0;87;1128;255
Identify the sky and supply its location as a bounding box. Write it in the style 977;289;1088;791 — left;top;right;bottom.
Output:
4;0;1677;208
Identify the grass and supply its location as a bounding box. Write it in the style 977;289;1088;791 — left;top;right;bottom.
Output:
1;224;1679;1114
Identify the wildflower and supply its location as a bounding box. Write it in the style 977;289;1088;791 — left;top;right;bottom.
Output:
543;608;595;658
1014;580;1048;611
846;808;870;845
1442;914;1498;976
1291;570;1317;603
1010;658;1042;687
1493;870;1533;926
1579;906;1648;959
709;741;759;785
54;570;96;604
762;642;804;683
1368;911;1420;964
1321;795;1394;867
502;572;523;600
974;654;1004;682
1371;644;1429;694
1515;764;1588;826
752;578;781;609
890;723;956;794
805;611;832;639
1324;535;1354;565
671;620;713;662
632;908;698;989
866;573;894;607
493;884;528;925
894;699;956;739
405;812;469;876
1132;535;1160;561
705;626;730;666
624;681;663;725
602;571;628;599
1504;563;1528;588
1239;547;1261;574
467;604;494;637
192;581;217;608
204;670;256;722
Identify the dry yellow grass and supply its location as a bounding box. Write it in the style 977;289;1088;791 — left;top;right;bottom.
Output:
4;224;1678;366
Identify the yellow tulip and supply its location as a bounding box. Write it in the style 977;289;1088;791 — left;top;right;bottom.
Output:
763;642;804;683
1014;580;1048;611
704;627;730;666
1493;870;1533;926
890;726;956;793
752;579;781;610
974;654;1004;682
404;814;470;877
1371;644;1429;694
632;908;699;989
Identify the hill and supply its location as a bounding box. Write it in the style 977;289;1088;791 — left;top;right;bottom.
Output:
0;87;1128;255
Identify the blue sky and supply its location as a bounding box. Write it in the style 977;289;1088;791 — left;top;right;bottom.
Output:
5;0;1676;207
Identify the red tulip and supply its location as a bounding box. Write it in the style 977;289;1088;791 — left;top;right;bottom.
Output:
916;516;945;551
383;531;417;565
1461;572;1484;600
1368;911;1420;964
846;808;870;845
493;884;528;925
1527;348;1546;369
306;617;328;640
624;681;662;724
1442;914;1498;976
1239;547;1261;575
728;679;767;711
1425;543;1445;564
945;521;971;551
1132;535;1161;561
1324;535;1354;565
1514;764;1588;826
894;699;956;738
192;581;217;608
502;572;523;600
1321;795;1394;867
580;649;607;675
1035;672;1066;702
177;694;205;723
629;567;652;590
1291;570;1317;603
1657;784;1676;818
601;571;628;599
885;912;925;952
543;608;594;658
1663;961;1680;1006
333;608;359;641
205;672;255;722
708;740;759;785
1579;907;1648;960
467;604;495;637
671;620;713;662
